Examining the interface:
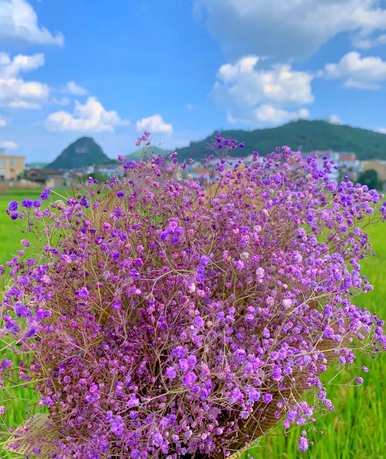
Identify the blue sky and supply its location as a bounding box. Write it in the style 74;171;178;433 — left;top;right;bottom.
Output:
2;0;386;162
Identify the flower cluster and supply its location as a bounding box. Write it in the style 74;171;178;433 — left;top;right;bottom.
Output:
6;188;51;220
0;148;385;458
135;130;151;146
212;132;245;152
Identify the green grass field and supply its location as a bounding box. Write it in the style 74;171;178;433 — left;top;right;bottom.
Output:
0;189;385;458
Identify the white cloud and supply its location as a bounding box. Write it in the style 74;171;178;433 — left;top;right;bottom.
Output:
0;52;49;108
51;96;70;106
195;0;386;60
0;52;44;77
64;81;88;96
215;56;313;105
0;140;18;150
136;114;173;135
321;51;386;89
46;96;128;132
0;116;6;127
377;127;386;134
213;55;313;126
254;105;309;125
0;0;63;45
329;114;342;125
354;33;386;49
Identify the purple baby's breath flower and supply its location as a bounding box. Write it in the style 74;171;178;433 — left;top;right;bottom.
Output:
183;371;197;388
7;200;18;211
15;303;30;318
0;144;384;457
298;434;309;452
22;199;33;208
282;298;293;308
272;366;283;382
40;188;51;200
179;358;189;372
126;395;139;408
111;299;122;310
123;160;136;170
76;287;90;300
1;359;12;370
355;376;364;385
80;196;90;208
165;366;177;379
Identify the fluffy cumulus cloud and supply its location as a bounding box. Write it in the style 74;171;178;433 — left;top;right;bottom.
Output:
254;105;309;125
213;55;313;126
46;96;128;132
195;0;386;60
0;140;18;150
63;81;88;96
377;127;386;134
0;0;63;45
0;52;49;108
136;114;173;135
329;114;342;125
354;33;386;49
321;51;386;89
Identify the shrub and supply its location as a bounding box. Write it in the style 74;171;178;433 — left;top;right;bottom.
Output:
1;147;385;458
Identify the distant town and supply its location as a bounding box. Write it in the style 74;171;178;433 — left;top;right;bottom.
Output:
2;119;386;192
1;145;385;192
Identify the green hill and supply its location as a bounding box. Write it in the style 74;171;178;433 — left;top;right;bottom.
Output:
47;137;113;170
176;120;386;161
127;145;169;161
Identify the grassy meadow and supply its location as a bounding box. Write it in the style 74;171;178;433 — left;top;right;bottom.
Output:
0;188;385;458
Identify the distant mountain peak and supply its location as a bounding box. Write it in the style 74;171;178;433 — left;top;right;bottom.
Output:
176;120;386;161
47;137;113;170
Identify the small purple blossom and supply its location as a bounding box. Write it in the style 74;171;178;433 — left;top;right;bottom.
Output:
7;200;18;211
298;434;309;452
21;199;33;208
40;188;51;200
165;366;177;379
183;371;197;388
80;196;90;208
76;287;90;300
1;359;12;370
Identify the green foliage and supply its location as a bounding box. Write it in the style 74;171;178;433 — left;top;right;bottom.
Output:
357;169;383;191
177;120;386;161
47;137;115;170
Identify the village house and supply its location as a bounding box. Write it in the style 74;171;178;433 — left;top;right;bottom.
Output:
0;152;25;181
25;168;66;188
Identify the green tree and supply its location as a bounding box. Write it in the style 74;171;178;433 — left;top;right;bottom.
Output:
356;169;383;190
